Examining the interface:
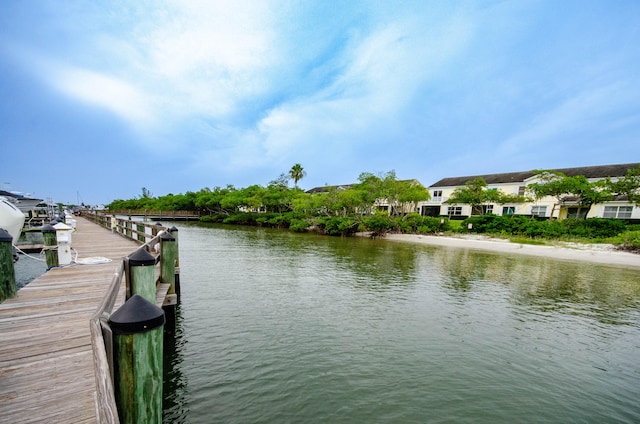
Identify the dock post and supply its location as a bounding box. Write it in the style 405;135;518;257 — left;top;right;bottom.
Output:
169;226;181;300
128;249;157;303
160;231;177;332
109;294;164;424
0;228;17;302
160;232;176;294
41;224;59;269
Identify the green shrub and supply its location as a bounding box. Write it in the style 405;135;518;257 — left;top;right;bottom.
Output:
362;213;393;234
561;218;626;238
459;215;627;240
320;216;359;236
398;213;423;233
200;213;226;223
223;212;257;225
289;218;311;232
618;230;640;250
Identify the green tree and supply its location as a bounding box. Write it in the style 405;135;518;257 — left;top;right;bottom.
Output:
605;165;640;205
448;178;530;216
264;178;292;213
395;179;430;215
448;177;490;215
289;164;306;188
527;171;612;220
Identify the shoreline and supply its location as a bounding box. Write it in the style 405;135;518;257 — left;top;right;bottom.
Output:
371;233;640;269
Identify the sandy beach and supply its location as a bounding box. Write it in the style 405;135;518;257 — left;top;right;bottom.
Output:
377;233;640;269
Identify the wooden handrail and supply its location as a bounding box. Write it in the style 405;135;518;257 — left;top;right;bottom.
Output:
90;262;124;424
80;211;167;245
89;218;169;424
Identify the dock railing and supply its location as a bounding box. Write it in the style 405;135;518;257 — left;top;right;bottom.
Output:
87;209;200;222
83;211;179;423
82;210;168;243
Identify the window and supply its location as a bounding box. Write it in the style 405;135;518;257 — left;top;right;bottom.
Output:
518;186;526;196
502;206;515;215
482;205;494;214
531;206;547;217
432;190;443;202
421;206;440;217
447;206;462;216
603;206;632;219
566;208;588;219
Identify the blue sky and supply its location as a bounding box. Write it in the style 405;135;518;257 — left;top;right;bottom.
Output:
1;1;639;206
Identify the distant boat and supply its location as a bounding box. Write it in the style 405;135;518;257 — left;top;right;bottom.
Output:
0;196;26;244
0;190;44;214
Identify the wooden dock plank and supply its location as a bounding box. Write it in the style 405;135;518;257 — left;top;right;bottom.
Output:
0;217;141;424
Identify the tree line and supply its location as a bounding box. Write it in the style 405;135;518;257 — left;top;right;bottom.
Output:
105;165;640;244
106;167;436;235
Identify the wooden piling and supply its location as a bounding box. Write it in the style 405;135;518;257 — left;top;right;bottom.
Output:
109;294;165;424
169;226;181;299
0;228;16;302
128;248;156;303
41;224;59;269
160;232;176;294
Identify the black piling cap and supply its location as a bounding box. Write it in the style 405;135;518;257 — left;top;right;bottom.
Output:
42;224;56;233
161;232;175;242
169;226;178;232
129;248;156;266
109;294;165;335
0;227;12;242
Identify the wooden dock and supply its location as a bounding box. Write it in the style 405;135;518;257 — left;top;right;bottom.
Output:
0;217;144;423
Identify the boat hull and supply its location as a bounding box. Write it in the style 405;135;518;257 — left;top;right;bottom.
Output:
0;197;26;243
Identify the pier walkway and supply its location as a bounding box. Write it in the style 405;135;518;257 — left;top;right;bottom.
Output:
0;217;142;423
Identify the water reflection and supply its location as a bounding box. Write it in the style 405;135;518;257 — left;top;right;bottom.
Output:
166;223;640;423
163;304;188;423
429;246;640;325
326;238;418;291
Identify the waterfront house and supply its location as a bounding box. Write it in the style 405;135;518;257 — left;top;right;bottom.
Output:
419;163;640;221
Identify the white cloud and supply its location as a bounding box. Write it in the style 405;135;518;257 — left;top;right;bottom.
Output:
130;0;281;120
52;66;154;125
251;11;474;162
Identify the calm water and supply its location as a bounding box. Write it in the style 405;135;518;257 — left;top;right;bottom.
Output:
163;223;640;424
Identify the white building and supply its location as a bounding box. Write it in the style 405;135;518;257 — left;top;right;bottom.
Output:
419;163;640;221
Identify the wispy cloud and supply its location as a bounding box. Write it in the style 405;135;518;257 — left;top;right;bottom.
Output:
52;66;154;124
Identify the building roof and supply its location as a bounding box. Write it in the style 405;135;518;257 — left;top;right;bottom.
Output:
429;163;640;188
306;179;424;194
305;184;355;194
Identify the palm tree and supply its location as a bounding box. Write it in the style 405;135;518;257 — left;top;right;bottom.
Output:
289;163;306;188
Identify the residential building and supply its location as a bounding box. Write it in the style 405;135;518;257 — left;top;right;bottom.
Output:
419;163;640;221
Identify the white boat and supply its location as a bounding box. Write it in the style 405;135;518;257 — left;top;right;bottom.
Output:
0;190;45;214
0;196;26;244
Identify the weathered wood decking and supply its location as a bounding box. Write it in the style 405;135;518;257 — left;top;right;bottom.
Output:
0;217;142;423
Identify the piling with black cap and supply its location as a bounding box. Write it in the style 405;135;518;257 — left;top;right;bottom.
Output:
109;294;165;424
0;228;16;302
41;224;58;269
128;248;157;303
169;226;181;299
160;232;176;294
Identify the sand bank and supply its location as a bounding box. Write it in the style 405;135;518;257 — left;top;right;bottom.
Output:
377;233;640;269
